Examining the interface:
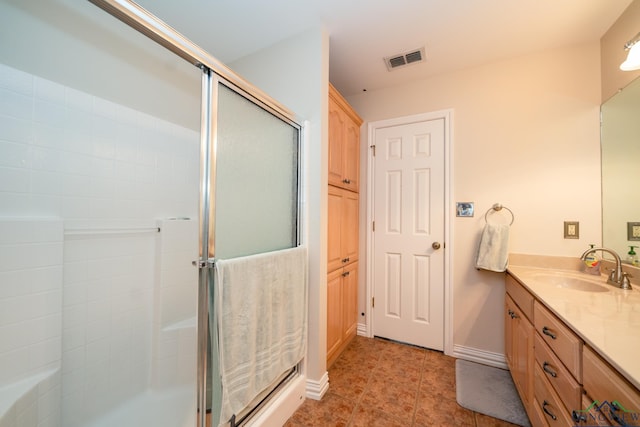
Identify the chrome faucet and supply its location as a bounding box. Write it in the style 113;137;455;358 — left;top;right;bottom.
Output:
580;247;632;290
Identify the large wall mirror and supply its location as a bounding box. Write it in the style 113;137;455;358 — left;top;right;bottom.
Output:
601;75;640;263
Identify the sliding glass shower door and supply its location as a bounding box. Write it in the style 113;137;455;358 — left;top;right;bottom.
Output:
207;78;302;426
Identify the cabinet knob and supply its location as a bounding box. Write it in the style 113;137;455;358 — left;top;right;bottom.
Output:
342;257;350;263
342;271;350;277
432;242;441;250
342;178;351;184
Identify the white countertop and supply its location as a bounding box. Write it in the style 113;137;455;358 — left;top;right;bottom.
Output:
507;265;640;390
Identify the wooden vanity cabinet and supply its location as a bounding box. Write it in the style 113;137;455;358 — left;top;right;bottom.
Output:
506;273;585;427
506;271;640;427
327;84;362;367
505;275;535;418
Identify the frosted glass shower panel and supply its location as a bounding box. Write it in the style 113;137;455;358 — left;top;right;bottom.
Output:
214;83;299;259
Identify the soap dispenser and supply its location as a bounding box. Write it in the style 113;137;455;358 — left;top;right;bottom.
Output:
626;246;639;266
583;244;601;275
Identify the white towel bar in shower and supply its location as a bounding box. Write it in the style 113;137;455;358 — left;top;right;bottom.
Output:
63;226;161;236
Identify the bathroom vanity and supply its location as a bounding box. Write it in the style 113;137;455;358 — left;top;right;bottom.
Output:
504;258;640;426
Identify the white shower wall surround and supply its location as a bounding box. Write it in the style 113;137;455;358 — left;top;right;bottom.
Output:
0;63;198;219
0;219;63;427
0;63;200;427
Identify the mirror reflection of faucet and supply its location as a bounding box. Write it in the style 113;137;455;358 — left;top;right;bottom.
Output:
580;247;633;290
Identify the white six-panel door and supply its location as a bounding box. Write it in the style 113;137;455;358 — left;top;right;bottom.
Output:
372;118;445;350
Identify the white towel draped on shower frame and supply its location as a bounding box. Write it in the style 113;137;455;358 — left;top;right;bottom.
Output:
475;223;510;272
215;246;308;427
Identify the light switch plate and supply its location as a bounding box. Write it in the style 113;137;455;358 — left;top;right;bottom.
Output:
628;222;640;241
564;221;579;239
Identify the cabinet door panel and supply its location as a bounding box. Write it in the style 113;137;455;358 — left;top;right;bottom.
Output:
327;185;343;272
342;262;358;340
342;189;359;265
514;303;534;411
328;98;345;188
583;345;640;424
327;269;343;361
343;119;360;191
505;296;515;371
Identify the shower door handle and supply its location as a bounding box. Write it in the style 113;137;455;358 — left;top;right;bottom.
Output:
192;259;215;268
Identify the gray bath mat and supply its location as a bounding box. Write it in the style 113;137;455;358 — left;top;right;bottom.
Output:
456;359;530;426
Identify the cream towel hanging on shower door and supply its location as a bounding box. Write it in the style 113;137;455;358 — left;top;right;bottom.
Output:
215;246;307;427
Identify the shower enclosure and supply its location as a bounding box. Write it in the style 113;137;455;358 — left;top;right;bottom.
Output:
0;1;305;427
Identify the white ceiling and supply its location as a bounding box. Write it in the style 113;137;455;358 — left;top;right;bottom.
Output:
135;0;633;97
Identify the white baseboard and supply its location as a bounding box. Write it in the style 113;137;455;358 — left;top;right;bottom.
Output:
356;322;367;336
305;371;329;400
246;374;306;427
452;344;507;369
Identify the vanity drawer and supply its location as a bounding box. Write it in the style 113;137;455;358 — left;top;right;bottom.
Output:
571;394;613;426
534;333;581;413
583;345;640;422
506;273;534;321
531;397;551;427
534;301;582;382
534;364;573;427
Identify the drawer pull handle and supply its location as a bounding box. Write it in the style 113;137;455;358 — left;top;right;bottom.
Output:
542;400;557;421
610;401;625;425
542;326;557;340
342;271;350;277
342;257;350;263
572;410;587;423
542;361;557;378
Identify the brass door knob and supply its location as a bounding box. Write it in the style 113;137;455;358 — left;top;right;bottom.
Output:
432;242;441;250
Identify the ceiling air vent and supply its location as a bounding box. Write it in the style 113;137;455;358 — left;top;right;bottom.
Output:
384;47;426;71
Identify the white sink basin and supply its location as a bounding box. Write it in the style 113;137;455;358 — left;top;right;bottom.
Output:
528;272;609;293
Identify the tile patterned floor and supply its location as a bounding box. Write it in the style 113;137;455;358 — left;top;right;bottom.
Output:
285;336;522;427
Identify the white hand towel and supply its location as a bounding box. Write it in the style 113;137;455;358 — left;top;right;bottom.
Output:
475;223;510;272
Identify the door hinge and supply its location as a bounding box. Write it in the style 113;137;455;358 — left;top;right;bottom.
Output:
372;297;375;308
372;221;375;232
370;145;376;156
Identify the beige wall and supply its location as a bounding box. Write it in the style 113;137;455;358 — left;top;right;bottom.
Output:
347;42;602;357
601;0;640;102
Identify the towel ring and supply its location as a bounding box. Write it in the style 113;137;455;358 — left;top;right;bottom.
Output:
484;203;514;225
